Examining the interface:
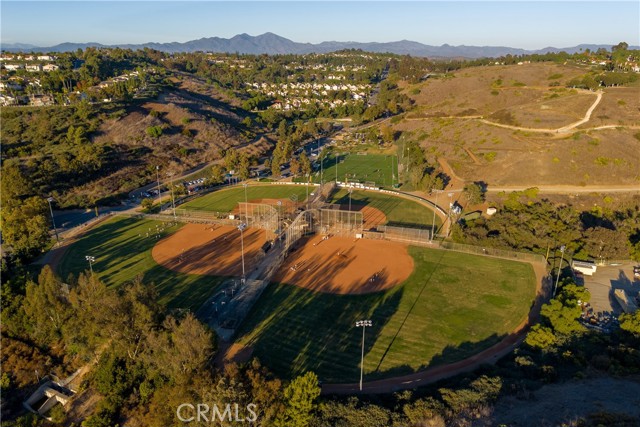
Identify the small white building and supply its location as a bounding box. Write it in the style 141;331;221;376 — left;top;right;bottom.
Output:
572;260;597;276
486;207;497;216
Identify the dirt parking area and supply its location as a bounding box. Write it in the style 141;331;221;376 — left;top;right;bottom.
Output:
274;234;413;294
152;224;266;277
580;262;640;315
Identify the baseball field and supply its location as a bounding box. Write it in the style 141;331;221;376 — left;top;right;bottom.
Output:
55;183;536;383
235;246;536;382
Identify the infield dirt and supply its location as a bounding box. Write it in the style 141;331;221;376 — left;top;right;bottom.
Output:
152;224;266;276
274;234;414;294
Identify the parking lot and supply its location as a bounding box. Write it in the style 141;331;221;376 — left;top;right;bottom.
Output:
580;261;640;316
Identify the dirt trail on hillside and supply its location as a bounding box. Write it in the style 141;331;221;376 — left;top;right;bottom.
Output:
478;90;603;134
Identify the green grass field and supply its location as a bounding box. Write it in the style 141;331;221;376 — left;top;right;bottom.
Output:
313;152;397;187
236;246;536;382
57;216;224;310
329;189;441;229
180;184;312;212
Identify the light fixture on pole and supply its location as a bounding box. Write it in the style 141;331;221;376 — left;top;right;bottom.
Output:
430;190;439;242
46;197;60;245
355;319;372;391
238;223;247;285
553;245;566;297
85;255;95;275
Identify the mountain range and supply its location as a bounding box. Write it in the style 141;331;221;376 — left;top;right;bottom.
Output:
2;32;635;58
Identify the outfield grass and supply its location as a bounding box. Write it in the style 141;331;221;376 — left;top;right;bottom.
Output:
313;152;397;187
57;216;224;310
180;184;312;212
329;189;441;228
236;246;536;382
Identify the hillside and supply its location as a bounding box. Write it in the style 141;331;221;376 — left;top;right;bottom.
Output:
0;75;271;208
394;62;640;187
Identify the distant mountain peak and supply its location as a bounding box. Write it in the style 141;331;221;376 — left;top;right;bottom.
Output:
3;33;636;58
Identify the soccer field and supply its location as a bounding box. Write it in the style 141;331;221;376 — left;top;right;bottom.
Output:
314;153;397;187
236;246;536;382
180;184;312;212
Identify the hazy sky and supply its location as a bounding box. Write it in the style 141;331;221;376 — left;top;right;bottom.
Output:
1;1;638;49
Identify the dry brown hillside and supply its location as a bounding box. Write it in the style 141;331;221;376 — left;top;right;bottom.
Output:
395;62;640;187
71;79;271;204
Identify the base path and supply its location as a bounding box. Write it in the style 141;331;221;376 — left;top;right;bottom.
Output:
152;224;266;277
275;235;414;295
321;260;548;394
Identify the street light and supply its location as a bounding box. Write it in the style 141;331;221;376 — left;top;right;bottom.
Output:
85;255;95;274
355;319;372;391
238;223;247;284
430;190;440;242
553;245;566;297
46;197;60;245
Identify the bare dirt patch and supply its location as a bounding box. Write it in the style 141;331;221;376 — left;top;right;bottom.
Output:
152;224;266;276
274;235;413;294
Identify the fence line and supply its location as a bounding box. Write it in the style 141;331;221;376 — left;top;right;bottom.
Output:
439;241;546;264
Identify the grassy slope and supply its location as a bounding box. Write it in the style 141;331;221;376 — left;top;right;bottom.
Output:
181;185;312;212
329;189;441;228
57;216;224;310
236;246;536;382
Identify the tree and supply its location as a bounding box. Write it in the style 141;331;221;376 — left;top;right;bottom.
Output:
540;299;584;335
628;229;640;262
224;149;239;171
525;324;557;350
210;165;225;184
290;158;301;177
299;151;312;177
271;158;282;178
463;182;485;205
140;198;154;211
238;153;251;181
24;266;70;346
145;126;163;138
1;196;51;259
276;371;320;427
619;311;640;337
145;313;215;383
380;124;395;144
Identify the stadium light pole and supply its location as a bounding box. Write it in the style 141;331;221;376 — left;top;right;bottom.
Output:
553;245;566;297
430;190;439;242
243;183;248;221
355;320;372;391
85;255;95;275
156;165;161;209
238;223;247;285
46;197;60;245
167;172;176;220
